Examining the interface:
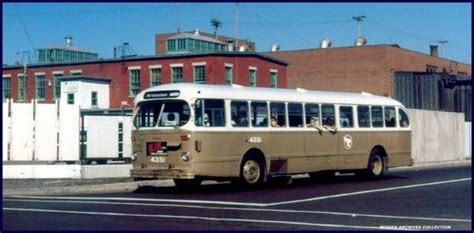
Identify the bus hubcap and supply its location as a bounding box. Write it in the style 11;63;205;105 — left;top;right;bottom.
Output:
371;156;383;175
243;160;260;184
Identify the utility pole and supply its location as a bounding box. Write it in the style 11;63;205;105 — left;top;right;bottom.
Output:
352;15;366;36
438;40;448;57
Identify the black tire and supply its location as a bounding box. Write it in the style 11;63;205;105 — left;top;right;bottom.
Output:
173;179;202;190
365;149;387;179
238;155;266;188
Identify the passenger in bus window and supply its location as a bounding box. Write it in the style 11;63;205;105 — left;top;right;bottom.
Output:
323;117;337;133
271;115;279;127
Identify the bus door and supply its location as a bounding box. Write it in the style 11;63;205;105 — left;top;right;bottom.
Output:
304;104;339;170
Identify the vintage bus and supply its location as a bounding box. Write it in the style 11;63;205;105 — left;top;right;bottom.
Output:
130;83;412;188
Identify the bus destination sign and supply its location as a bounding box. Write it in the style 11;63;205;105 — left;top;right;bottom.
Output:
144;91;180;99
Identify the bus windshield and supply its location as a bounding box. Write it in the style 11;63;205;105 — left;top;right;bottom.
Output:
133;100;191;129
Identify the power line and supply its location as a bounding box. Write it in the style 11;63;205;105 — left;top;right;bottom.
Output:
13;4;35;51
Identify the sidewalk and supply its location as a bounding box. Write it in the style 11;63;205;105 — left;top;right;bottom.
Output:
2;178;175;196
3;160;471;197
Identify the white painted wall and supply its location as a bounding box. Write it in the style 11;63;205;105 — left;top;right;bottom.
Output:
58;104;80;161
79;82;109;109
10;102;34;161
409;109;465;163
3;165;82;179
34;101;58;161
85;115;132;159
465;122;471;159
3;100;10;161
61;80;109;109
122;116;132;158
86;116;119;158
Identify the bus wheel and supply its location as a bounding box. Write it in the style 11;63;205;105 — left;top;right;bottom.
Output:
366;150;386;179
173;179;202;190
239;156;265;188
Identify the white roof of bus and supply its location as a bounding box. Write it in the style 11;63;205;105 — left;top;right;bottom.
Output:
135;83;404;107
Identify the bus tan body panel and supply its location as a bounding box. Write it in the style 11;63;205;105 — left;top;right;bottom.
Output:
131;130;411;179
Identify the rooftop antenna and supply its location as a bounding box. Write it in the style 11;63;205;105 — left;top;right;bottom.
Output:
352;15;366;36
235;2;240;51
176;3;181;33
438;40;448;57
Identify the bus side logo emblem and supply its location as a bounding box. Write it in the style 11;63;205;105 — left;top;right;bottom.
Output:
343;135;353;150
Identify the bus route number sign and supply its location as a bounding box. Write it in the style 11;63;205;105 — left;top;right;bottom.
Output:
247;136;262;143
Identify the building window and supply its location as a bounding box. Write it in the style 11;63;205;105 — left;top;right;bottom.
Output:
167;39;176;52
426;65;437;73
53;73;63;99
178;39;186;50
194;65;206;84
150;68;162;87
18;74;26;102
225;66;233;85
3;77;11;100
129;69;141;97
71;72;82;77
188;39;195;51
195;40;202;52
91;91;98;107
270;71;278;88
35;74;45;100
172;67;184;83
249;69;257;87
67;93;74;105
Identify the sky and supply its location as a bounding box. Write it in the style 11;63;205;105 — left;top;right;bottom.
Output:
2;3;472;65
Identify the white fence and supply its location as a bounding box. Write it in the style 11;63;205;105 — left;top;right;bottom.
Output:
2;99;131;163
3;100;79;162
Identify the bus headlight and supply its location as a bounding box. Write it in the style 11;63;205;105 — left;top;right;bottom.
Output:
181;152;191;162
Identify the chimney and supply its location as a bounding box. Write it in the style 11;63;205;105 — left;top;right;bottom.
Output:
430;44;438;57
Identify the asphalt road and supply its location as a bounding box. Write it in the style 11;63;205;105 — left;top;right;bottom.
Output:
3;163;472;231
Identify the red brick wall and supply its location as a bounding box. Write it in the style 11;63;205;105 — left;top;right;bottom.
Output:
266;45;471;97
3;55;287;108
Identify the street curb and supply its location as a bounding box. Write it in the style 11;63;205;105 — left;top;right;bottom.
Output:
3;179;176;197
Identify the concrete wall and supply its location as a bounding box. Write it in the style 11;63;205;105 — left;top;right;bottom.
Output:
408;109;466;163
465;122;471;159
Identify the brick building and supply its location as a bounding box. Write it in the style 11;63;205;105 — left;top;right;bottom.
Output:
2;52;287;108
155;29;255;55
266;44;471;97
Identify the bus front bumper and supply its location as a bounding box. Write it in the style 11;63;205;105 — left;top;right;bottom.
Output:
131;168;195;180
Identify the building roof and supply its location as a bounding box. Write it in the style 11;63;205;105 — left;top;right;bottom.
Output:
167;32;225;44
2;51;288;69
39;44;97;54
60;76;111;84
266;44;471;67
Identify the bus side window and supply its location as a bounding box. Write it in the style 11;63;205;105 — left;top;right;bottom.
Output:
305;103;320;127
288;103;303;127
270;102;286;127
251;101;268;127
357;105;370;128
398;108;410;128
321;104;335;127
195;99;225;127
384;106;396;128
339;106;353;128
231;101;249;127
371;106;383;128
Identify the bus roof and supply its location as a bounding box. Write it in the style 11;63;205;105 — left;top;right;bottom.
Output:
135;83;404;107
